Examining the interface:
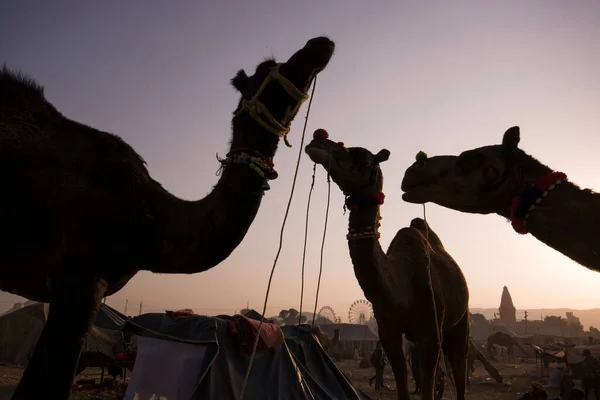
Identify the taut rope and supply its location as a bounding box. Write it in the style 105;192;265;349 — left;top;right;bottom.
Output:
239;75;318;400
422;203;455;400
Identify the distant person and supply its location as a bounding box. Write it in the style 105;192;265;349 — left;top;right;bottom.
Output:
369;341;387;389
546;365;565;399
353;344;360;361
570;388;585;400
410;342;421;394
582;349;600;400
560;367;575;400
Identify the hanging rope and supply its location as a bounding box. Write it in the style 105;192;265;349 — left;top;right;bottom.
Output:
297;163;317;325
422;203;456;400
310;164;331;328
239;75;319;400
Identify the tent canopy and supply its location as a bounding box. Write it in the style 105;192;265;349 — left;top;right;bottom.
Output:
318;323;379;342
240;309;264;321
0;302;127;366
122;313;370;400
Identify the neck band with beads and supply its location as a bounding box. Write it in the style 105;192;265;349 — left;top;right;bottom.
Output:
510;171;567;234
345;192;384;240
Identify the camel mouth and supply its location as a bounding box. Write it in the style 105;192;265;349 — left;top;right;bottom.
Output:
304;37;335;72
400;181;429;204
401;190;426;204
305;146;330;165
288;37;335;79
400;177;424;193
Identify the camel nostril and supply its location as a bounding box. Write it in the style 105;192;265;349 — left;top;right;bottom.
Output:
306;37;334;47
305;37;335;54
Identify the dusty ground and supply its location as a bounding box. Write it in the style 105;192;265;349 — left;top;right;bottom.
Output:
0;359;555;400
0;365;126;400
343;359;550;400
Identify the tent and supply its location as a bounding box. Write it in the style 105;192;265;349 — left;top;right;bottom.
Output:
317;323;379;359
122;313;370;400
240;308;265;322
0;302;127;366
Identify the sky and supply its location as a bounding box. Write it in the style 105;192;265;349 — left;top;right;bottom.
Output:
1;1;599;321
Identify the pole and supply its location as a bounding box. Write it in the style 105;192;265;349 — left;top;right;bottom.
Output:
139;300;143;316
124;299;128;315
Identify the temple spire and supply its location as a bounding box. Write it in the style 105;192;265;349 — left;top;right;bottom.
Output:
499;286;517;325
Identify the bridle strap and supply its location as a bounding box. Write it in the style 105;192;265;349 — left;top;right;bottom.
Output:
235;65;309;147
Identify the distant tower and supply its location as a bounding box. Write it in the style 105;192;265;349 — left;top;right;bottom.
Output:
499;286;517;325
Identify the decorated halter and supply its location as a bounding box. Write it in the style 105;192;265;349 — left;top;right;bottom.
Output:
510;171;567;234
219;66;309;190
235;64;309;148
216;148;277;191
311;129;386;241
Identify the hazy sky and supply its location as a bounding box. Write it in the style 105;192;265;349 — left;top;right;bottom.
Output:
1;1;599;320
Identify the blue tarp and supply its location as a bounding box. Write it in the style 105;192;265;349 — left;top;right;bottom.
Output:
123;314;370;400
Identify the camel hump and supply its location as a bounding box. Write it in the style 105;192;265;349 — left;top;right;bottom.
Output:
409;217;428;231
409;218;444;249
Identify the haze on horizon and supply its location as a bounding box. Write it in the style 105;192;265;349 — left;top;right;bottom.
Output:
1;1;599;320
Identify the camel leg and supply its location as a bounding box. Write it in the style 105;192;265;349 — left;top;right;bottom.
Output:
378;328;410;400
12;275;107;400
418;338;441;400
442;313;469;400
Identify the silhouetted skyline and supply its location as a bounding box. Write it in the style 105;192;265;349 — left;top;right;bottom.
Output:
1;1;599;319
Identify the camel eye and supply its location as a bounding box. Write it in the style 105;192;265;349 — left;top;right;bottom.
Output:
483;165;499;182
457;151;484;173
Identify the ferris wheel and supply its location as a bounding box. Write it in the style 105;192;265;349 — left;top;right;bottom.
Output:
348;299;374;325
317;305;337;323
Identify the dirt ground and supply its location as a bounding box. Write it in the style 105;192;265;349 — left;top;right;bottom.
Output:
343;359;549;400
0;359;556;400
0;366;126;400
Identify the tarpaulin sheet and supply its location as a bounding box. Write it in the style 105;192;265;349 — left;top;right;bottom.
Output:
0;302;126;366
123;313;371;400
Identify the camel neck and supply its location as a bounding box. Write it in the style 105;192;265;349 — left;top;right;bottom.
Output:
149;145;275;274
347;203;387;301
502;176;600;271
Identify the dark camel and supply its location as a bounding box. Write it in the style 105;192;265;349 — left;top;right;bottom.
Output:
312;326;341;351
304;132;470;400
486;332;530;362
402;126;600;271
0;37;334;399
467;339;503;384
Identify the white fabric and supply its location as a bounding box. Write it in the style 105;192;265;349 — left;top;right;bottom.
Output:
547;367;564;388
124;336;207;400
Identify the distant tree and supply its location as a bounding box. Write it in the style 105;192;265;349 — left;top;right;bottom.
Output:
590;326;600;337
544;315;568;328
571;321;585;334
278;308;306;325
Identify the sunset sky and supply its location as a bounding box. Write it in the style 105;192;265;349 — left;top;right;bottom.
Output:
1;1;599;320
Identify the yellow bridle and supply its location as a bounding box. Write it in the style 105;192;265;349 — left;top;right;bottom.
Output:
234;65;310;147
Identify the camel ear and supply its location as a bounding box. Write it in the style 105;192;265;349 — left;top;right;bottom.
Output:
231;70;249;93
374;149;390;164
501;126;520;160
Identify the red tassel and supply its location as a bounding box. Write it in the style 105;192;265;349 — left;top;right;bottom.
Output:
313;129;329;140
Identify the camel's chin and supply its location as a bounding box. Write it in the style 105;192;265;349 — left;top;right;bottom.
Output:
401;190;428;204
305;148;329;165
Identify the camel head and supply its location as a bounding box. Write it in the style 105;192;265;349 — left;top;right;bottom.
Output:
401;126;528;215
304;130;390;196
231;37;335;154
